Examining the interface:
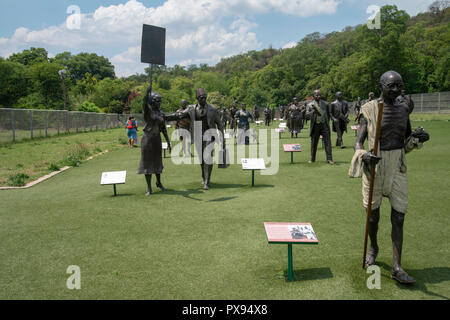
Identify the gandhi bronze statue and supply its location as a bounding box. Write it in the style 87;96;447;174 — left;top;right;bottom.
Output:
350;71;430;284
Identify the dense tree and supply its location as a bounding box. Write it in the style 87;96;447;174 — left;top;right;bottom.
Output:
0;59;30;107
53;52;115;81
8;47;49;66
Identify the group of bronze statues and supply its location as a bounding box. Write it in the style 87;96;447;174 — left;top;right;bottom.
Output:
136;70;429;285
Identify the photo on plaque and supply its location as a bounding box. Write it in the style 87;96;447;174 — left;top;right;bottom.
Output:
288;225;317;241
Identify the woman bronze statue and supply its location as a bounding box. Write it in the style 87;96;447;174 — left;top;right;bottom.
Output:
137;85;172;196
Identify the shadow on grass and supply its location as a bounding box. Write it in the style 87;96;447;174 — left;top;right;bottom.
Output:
208;196;238;202
284;267;334;282
109;193;134;198
209;183;245;189
286;267;334;282
161;188;204;201
248;184;275;189
377;262;450;300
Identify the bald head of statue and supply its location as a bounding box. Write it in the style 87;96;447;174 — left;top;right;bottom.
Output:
379;71;404;103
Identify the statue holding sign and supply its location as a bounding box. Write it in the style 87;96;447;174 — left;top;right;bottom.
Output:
349;71;430;284
138;86;172;195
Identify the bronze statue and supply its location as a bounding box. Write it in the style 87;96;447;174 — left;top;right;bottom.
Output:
354;97;362;122
253;106;260;121
176;99;191;157
235;103;254;145
138;86;172;196
229;100;238;135
330;92;350;148
288;97;305;138
170;88;225;190
350;71;430;284
398;89;414;114
306;90;334;164
264;104;272;126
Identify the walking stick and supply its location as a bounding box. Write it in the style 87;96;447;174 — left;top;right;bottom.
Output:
362;101;384;269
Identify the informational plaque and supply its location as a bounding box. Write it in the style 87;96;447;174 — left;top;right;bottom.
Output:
255;120;263;125
279;123;287;128
275;128;285;133
100;171;127;185
162;142;168;149
141;24;166;65
166;124;172;128
264;222;318;281
351;125;360;130
283;144;302;152
241;158;266;170
264;222;318;244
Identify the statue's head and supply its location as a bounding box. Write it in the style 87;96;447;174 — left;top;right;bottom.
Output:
241;103;246;110
181;99;188;108
196;88;207;106
336;92;343;100
379;71;403;102
150;91;162;109
293;97;299;103
313;90;322;102
368;92;375;100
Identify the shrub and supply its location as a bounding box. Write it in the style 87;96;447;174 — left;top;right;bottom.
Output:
118;136;128;145
8;173;29;186
49;163;60;171
62;143;91;167
78;101;101;113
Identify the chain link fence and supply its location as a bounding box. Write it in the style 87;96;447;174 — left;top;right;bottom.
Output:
0;108;145;143
349;91;450;114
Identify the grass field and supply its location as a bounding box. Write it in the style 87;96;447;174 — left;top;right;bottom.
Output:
0;117;449;300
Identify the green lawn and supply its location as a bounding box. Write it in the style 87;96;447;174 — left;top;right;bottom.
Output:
0;119;449;299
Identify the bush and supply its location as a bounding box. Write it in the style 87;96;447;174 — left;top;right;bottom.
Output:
62;143;91;167
78;101;101;113
49;163;60;171
118;136;128;145
8;173;29;186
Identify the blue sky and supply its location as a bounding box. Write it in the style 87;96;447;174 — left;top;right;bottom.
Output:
0;0;435;77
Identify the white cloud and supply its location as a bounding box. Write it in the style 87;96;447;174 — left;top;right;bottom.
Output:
0;0;343;76
282;41;298;49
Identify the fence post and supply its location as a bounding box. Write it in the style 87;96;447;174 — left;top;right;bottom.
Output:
421;94;423;113
11;109;15;142
30;110;33;139
438;92;441;113
45;111;48;137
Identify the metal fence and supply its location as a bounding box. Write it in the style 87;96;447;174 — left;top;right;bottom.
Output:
0;108;141;143
349;91;450;113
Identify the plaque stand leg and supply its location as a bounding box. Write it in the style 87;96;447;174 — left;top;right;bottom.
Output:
251;170;255;187
113;184;117;197
288;244;293;281
291;152;294;164
164;149;166;158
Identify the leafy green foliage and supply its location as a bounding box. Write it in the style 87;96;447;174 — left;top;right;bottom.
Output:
8;173;29;186
78;101;101;113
